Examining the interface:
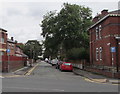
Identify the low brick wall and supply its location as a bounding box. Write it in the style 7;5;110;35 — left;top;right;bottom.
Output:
2;55;27;72
85;68;120;79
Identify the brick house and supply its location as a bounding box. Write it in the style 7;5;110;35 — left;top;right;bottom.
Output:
88;9;120;78
0;28;7;56
7;37;16;56
0;28;7;72
15;44;24;57
0;28;28;72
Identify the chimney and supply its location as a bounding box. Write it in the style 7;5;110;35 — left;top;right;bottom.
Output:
11;37;14;41
101;9;108;16
93;16;99;23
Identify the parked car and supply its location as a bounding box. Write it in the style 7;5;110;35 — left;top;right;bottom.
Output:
55;61;62;69
48;60;51;64
45;58;48;63
59;62;73;71
51;58;58;66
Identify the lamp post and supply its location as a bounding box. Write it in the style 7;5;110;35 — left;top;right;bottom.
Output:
115;36;120;72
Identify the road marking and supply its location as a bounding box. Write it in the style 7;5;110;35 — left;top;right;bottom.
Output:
12;67;28;74
3;75;25;78
5;87;64;92
25;63;39;76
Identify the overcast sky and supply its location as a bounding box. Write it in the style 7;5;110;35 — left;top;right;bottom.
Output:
0;0;119;43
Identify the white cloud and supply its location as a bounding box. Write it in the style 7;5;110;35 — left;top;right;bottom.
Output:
0;1;119;43
1;0;119;2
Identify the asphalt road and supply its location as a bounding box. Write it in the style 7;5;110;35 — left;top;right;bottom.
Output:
2;61;119;92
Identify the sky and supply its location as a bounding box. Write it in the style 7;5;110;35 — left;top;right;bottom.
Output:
0;0;119;43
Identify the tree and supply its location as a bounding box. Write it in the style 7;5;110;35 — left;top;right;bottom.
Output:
41;3;92;60
23;40;42;61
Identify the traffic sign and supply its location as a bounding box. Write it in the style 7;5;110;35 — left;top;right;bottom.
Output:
111;47;116;52
6;49;10;53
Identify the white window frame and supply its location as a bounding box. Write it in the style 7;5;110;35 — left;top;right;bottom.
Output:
96;48;99;61
0;38;4;43
99;25;102;39
96;27;99;40
0;51;4;56
99;47;102;61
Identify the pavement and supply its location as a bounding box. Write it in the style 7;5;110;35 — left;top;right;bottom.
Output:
1;62;120;85
73;67;120;84
1;64;35;78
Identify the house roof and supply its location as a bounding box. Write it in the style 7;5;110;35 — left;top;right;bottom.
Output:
7;38;16;44
89;9;120;30
0;28;7;32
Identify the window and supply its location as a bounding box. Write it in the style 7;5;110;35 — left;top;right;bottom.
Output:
96;48;99;61
99;47;102;61
96;27;99;40
1;33;5;43
0;51;4;56
99;25;102;39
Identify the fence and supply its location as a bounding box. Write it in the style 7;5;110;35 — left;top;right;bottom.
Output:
2;55;27;72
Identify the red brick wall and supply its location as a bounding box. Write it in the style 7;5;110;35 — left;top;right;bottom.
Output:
89;16;120;68
85;68;120;78
2;56;27;72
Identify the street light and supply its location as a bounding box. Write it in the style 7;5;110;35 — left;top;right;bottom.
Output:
115;36;120;72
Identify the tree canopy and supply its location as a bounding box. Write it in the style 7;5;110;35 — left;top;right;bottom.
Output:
23;40;42;61
41;3;92;60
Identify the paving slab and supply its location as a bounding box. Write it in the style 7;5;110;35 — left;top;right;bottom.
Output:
73;68;119;84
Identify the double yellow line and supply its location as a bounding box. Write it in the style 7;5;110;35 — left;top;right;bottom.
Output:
25;63;39;76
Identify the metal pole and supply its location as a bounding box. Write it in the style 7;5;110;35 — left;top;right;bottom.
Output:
112;53;114;77
116;39;119;72
7;54;9;72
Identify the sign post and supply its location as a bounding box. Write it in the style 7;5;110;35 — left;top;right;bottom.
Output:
110;47;116;77
6;49;10;72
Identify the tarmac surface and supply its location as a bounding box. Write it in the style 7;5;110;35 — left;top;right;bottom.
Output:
1;61;120;92
1;61;119;84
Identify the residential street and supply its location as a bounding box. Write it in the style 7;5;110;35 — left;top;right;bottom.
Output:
2;61;119;92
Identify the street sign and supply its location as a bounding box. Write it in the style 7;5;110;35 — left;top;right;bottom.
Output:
111;47;116;52
6;49;10;53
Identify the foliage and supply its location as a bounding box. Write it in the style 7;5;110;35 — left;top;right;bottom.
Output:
41;3;92;60
23;40;42;61
66;47;89;61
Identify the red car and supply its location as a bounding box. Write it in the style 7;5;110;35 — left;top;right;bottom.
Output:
59;62;73;71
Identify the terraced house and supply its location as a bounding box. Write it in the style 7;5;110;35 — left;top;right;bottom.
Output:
0;28;7;72
0;28;28;72
88;9;120;78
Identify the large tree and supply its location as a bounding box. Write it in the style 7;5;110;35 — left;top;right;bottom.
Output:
41;3;92;60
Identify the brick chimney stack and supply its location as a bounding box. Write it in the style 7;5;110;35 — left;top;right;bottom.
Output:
101;9;108;16
11;37;14;41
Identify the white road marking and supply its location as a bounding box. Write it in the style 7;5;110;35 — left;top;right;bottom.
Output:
4;87;65;92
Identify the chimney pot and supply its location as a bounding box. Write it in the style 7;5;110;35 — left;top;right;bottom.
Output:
11;37;14;41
